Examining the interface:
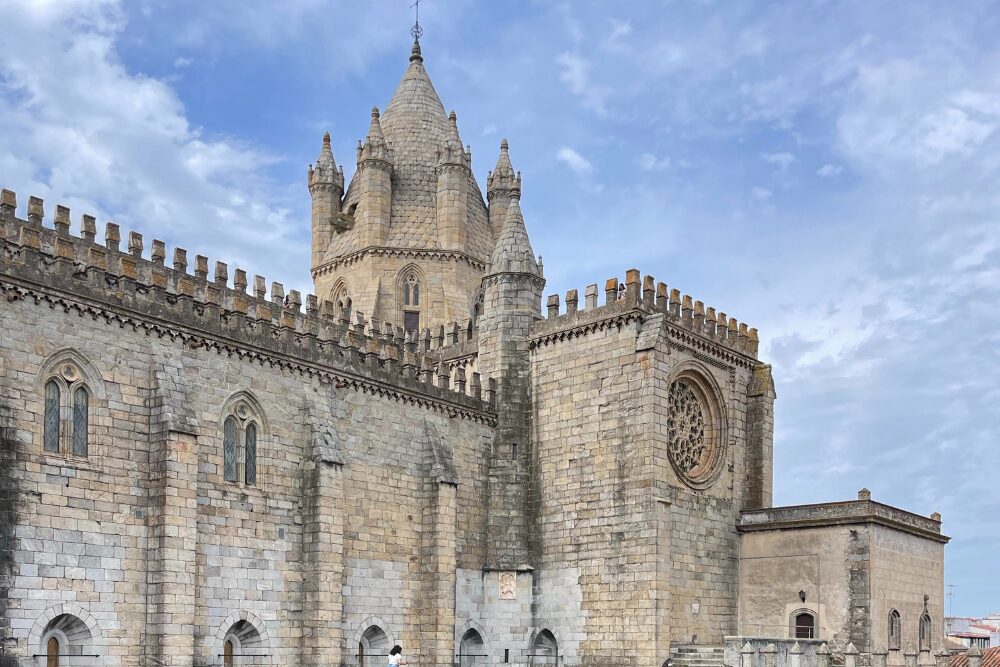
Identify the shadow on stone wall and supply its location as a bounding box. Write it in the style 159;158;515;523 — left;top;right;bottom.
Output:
0;397;18;646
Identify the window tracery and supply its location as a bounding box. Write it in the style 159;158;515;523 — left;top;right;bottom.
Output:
41;360;92;458
222;395;263;486
666;372;725;488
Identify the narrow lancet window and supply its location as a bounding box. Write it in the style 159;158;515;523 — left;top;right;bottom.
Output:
223;416;238;482
72;386;89;456
44;380;61;453
245;422;257;485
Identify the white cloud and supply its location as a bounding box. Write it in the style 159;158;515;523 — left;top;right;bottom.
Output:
761;151;796;170
638;153;670;171
556;147;593;175
609;18;632;42
556;51;610;116
752;186;772;200
817;163;843;177
173;57;192;68
0;0;306;293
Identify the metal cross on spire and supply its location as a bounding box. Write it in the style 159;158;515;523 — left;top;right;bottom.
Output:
410;0;424;41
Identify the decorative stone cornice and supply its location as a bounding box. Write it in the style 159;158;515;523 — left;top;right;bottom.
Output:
356;158;393;174
739;500;949;543
533;270;761;367
3;272;494;424
0;199;496;424
312;245;487;277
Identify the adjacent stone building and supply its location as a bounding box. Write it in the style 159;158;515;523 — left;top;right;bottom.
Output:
0;39;948;667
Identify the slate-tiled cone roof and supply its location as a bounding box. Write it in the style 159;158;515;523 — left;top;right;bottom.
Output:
329;41;494;264
489;197;539;276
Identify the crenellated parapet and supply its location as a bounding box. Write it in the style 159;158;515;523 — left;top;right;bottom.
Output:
0;189;495;422
533;268;761;364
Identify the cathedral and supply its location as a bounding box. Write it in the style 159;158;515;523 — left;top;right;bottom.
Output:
0;38;949;667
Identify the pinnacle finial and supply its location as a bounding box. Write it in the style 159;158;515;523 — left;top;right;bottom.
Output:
409;39;423;63
409;0;424;48
323;131;331;146
371;106;380;119
501;138;509;151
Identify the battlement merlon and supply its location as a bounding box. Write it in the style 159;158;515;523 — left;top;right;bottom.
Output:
0;190;495;420
533;267;761;361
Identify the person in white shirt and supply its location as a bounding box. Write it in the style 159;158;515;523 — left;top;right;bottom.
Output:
388;644;407;667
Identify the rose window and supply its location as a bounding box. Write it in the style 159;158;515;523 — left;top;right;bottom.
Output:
667;378;722;485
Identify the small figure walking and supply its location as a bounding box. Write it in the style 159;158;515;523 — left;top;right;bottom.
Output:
388;645;407;667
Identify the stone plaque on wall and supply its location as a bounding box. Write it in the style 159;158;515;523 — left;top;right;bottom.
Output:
498;571;517;600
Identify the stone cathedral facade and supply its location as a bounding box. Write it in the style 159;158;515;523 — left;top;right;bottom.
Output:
0;40;949;667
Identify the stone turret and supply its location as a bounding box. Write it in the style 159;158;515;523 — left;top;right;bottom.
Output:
478;191;544;570
436;111;471;251
308;132;345;269
311;41;495;329
356;107;393;247
486;139;521;240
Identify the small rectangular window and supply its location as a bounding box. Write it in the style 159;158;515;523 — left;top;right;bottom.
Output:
511;443;518;460
504;649;509;663
404;310;419;332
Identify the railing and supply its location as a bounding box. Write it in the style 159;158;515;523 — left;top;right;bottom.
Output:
214;653;272;666
30;655;102;666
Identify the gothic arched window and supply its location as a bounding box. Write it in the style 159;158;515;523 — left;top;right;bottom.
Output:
221;395;263;486
44;380;60;453
919;612;932;651
402;271;421;332
332;282;352;322
888;609;901;650
404;273;420;307
41;360;93;457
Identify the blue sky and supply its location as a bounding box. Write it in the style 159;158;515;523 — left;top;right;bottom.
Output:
1;1;998;615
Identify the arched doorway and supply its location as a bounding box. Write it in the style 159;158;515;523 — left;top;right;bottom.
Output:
39;614;95;667
358;625;390;667
459;628;486;667
222;619;266;666
530;629;558;665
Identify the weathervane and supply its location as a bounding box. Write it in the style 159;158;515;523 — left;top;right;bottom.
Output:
410;0;423;41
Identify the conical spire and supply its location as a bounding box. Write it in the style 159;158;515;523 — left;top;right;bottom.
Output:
490;196;539;276
310;131;343;190
487;138;521;199
438;110;469;168
360;107;391;164
366;107;385;145
382;43;447;142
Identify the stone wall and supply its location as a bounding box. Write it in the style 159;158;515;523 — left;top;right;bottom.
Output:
528;270;764;666
737;498;948;667
870;526;945;663
0;201;495;667
738;526;856;645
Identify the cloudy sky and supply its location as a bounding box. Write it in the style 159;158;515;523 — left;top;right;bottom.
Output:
2;0;998;614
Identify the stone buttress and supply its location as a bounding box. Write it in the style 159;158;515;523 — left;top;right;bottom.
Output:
476;188;544;571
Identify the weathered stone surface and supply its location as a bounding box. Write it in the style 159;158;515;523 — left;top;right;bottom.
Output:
0;38;946;667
